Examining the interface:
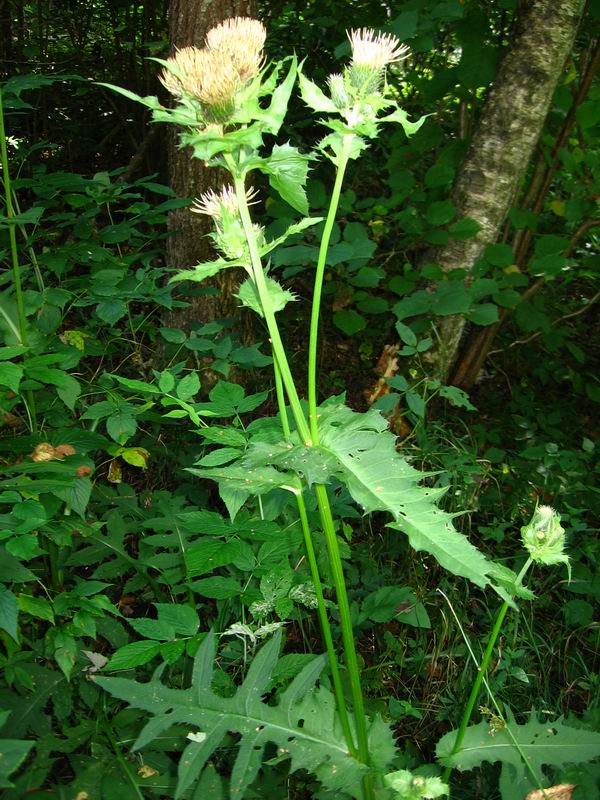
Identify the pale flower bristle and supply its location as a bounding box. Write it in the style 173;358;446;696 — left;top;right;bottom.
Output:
348;28;409;69
206;17;266;82
192;185;258;219
160;46;239;108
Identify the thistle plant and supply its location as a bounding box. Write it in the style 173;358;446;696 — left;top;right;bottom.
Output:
96;18;523;799
440;505;570;788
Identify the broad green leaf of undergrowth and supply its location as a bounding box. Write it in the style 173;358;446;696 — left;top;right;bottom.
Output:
96;630;396;799
186;464;299;519
0;709;35;788
436;711;600;800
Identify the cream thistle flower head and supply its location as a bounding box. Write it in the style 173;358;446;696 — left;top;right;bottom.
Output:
206;17;267;83
191;185;258;221
348;28;409;70
345;28;409;98
160;46;239;117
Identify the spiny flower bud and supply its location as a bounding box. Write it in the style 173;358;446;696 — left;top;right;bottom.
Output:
192;185;261;261
206;17;266;83
521;505;569;569
327;73;349;110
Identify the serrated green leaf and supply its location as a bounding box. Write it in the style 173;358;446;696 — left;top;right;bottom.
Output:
169;257;248;285
195;426;247;448
0;731;34;789
18;594;54;623
256;143;312;215
317;404;492;588
109;375;160;394
298;71;338;113
197;447;241;466
436;711;600;797
381;107;428;137
191;576;243;599
0;362;23;393
258;55;297;135
96;631;395;799
187;464;298;520
236;276;296;317
176;372;200;401
106;412;136;444
97;81;163;110
261;217;323;255
106;640;161;671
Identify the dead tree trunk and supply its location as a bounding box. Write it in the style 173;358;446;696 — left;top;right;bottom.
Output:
167;0;256;327
430;0;584;381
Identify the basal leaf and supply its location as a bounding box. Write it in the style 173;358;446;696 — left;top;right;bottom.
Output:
436;711;600;799
96;631;395;799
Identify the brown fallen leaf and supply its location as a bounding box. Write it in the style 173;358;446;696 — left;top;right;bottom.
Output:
526;785;576;800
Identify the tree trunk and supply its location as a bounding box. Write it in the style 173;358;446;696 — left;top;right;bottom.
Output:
167;0;256;327
430;0;584;381
451;35;600;390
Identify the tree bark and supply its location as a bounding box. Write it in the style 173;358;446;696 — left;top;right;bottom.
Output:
450;36;600;390
167;0;256;327
431;0;585;381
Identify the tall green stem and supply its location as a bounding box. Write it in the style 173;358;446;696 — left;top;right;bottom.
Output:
0;84;36;430
273;355;356;755
234;171;373;797
233;176;311;445
443;559;533;784
315;484;371;769
307;135;353;444
295;491;358;755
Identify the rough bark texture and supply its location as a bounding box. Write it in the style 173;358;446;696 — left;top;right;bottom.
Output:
451;36;600;390
167;0;256;327
432;0;584;380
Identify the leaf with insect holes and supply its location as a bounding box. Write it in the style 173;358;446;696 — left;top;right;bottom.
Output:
436;710;600;800
95;630;396;799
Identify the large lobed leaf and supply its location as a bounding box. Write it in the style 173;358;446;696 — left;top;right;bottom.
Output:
193;403;492;587
317;405;492;588
436;711;600;800
96;631;395;799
